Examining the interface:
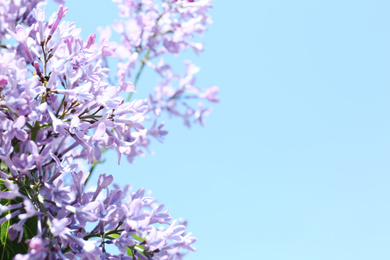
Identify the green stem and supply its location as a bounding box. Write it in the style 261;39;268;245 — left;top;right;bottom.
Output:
25;122;33;130
31;121;40;142
80;115;102;120
85;158;105;185
41;43;47;77
39;114;102;130
83;229;124;240
56;96;65;116
40;92;45;104
126;49;150;102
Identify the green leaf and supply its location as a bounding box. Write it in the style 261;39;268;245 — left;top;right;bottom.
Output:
0;212;31;260
105;232;149;257
108;233;119;239
0;181;37;259
0;160;8;172
106;233;134;257
127;246;133;257
0;234;29;260
23;216;37;242
132;233;145;242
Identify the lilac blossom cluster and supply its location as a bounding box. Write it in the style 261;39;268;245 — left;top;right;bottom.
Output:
108;0;219;128
0;0;217;259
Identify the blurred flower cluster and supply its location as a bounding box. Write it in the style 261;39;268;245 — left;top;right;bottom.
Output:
0;0;217;259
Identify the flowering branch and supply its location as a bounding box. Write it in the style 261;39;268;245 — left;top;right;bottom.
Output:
0;0;217;259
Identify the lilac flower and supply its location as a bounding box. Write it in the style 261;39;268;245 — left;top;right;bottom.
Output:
95;201;117;222
54;82;95;103
0;209;22;226
199;86;220;102
14;237;48;260
118;72;136;93
114;231;136;254
0;181;22;200
19;199;39;220
11;154;36;173
46;105;67;135
194;102;212;126
49;5;68;37
44;179;73;204
6;25;33;61
51;153;77;174
164;220;186;242
0;203;23;215
91;173;113;201
85;33;96;49
29;141;52;175
69;116;90;139
51;218;71;237
2;116;29;142
8;221;26;243
147;121;168;143
149;203;172;224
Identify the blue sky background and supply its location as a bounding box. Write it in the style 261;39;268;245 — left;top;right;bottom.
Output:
48;1;390;259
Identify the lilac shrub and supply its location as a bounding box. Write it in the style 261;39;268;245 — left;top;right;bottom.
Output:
0;0;217;259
